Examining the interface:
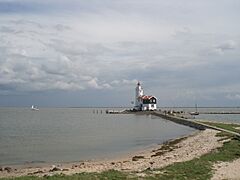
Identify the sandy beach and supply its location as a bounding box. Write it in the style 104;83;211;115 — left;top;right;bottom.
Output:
0;129;225;178
212;158;240;180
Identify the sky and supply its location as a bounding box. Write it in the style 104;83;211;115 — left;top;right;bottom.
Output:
0;0;240;107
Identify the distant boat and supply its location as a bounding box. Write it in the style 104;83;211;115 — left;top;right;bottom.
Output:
31;105;39;111
189;111;199;115
189;104;199;115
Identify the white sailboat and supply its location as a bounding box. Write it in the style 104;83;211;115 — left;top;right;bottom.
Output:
189;104;199;115
31;105;39;111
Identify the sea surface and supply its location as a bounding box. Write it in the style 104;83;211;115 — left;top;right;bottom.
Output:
0;107;196;166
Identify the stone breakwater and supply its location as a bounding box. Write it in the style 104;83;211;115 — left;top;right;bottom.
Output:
152;111;207;130
152;111;240;137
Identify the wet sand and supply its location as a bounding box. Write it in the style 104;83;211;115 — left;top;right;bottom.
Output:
0;129;223;178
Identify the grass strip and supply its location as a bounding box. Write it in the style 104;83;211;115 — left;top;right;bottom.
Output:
198;121;240;134
0;170;136;180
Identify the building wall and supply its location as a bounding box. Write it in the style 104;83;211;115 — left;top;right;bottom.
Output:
142;104;157;111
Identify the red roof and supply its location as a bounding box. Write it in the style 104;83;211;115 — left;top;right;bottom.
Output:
141;95;156;100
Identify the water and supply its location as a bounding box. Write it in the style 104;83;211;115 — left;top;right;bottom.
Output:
196;114;240;123
161;107;240;123
181;107;240;123
0;108;197;166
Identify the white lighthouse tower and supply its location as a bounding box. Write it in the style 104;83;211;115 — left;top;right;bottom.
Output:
135;82;144;110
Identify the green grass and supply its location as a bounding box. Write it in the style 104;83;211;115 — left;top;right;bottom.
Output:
0;170;136;180
198;121;240;134
155;159;212;180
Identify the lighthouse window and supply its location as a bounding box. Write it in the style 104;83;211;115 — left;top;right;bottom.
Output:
150;98;156;104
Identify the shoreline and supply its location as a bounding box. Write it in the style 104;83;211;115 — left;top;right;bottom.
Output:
0;131;196;168
0;129;222;178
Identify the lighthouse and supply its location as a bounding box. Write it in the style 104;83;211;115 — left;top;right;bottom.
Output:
135;82;144;109
134;82;157;111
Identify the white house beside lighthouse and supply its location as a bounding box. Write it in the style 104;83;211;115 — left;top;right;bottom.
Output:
134;82;157;111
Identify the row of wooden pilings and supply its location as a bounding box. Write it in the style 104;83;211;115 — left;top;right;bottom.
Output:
92;109;126;114
92;109;104;114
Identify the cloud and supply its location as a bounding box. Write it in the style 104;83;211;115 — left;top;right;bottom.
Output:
214;40;237;54
1;17;240;98
226;94;240;100
0;26;16;33
0;0;240;106
54;24;71;31
0;0;51;14
87;78;112;89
